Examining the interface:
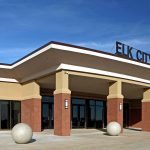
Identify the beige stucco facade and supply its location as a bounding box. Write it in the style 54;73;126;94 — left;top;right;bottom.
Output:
0;81;41;101
54;71;71;94
107;81;124;99
0;82;22;100
142;88;150;102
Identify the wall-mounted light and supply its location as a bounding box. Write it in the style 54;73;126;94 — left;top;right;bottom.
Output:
65;99;69;109
119;103;123;111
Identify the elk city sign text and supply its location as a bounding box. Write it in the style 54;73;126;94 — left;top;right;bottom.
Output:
115;41;150;64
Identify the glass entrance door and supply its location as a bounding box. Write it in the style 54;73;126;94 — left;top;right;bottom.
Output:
42;103;54;129
87;100;106;128
71;98;106;129
72;99;85;128
72;105;85;128
42;96;54;129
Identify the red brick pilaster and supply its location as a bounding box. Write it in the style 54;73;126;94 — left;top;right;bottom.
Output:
21;98;41;132
107;98;123;130
54;93;71;136
142;102;150;131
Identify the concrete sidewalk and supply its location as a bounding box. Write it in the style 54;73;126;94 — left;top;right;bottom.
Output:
0;129;150;150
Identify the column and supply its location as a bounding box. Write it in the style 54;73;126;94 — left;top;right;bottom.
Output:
54;71;71;136
142;88;150;131
21;81;41;132
107;80;124;130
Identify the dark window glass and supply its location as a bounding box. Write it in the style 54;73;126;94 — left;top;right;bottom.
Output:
96;106;103;121
42;96;54;103
89;105;95;121
89;100;95;106
0;100;20;129
96;101;103;106
86;100;106;128
72;105;78;128
0;101;10;129
72;98;86;128
42;96;54;129
73;106;78;118
11;101;21;128
72;98;85;105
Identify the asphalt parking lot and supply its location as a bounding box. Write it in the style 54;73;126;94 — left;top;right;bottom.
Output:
0;129;150;150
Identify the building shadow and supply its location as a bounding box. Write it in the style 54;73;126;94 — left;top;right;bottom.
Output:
28;139;36;144
125;127;142;131
97;128;107;132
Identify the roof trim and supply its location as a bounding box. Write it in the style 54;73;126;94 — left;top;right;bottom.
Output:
60;64;150;84
0;41;150;69
0;77;18;83
51;43;150;69
0;63;149;85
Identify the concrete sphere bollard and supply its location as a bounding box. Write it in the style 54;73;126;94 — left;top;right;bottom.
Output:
107;122;121;136
11;123;33;144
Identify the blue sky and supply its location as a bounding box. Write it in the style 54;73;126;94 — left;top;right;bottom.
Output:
0;0;150;63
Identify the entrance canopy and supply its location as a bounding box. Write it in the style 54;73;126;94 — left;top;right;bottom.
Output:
0;41;149;86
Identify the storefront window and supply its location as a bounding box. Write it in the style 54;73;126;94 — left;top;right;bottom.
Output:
0;101;21;129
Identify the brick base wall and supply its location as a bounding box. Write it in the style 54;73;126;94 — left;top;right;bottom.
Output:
142;102;150;131
54;93;71;136
21;98;41;132
107;98;123;129
129;108;142;128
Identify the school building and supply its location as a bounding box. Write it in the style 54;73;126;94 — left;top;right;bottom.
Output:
0;41;149;136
